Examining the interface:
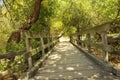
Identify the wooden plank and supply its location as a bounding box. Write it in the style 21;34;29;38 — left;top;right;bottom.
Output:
26;38;31;51
109;51;120;56
44;40;58;49
73;38;114;53
30;39;58;56
91;22;110;34
30;47;43;56
74;22;111;35
0;39;57;60
47;38;50;51
26;37;33;69
0;50;26;60
22;31;57;38
86;34;91;52
18;46;53;80
40;37;45;55
101;32;109;62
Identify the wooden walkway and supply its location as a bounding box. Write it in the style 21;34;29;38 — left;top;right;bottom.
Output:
30;42;119;80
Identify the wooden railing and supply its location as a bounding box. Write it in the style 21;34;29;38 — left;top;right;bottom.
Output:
70;22;120;76
23;31;59;69
0;31;59;79
71;21;120;62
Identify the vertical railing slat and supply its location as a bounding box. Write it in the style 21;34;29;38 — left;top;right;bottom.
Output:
26;37;33;69
47;37;50;51
101;31;109;62
87;33;91;53
40;37;45;55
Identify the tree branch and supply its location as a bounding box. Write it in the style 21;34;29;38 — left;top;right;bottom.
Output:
7;0;43;43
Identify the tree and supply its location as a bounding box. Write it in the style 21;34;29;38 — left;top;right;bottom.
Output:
6;0;43;43
1;0;119;52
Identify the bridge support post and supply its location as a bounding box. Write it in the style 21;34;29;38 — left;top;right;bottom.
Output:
78;35;82;46
74;36;77;45
47;37;50;51
52;37;55;47
80;35;83;48
26;37;33;69
87;34;91;53
41;37;45;55
101;31;109;62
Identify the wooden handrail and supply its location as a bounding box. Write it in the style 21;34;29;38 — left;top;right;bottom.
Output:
0;30;59;78
0;50;26;60
22;31;58;38
71;21;119;62
0;39;57;60
0;31;59;60
74;21;111;35
23;31;59;69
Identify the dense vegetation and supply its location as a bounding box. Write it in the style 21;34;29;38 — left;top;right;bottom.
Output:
0;0;120;79
0;0;120;52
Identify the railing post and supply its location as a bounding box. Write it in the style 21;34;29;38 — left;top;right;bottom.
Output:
26;37;33;69
47;37;50;51
74;36;77;45
87;33;91;53
40;37;45;55
81;35;84;48
52;37;55;47
101;31;109;62
78;34;82;46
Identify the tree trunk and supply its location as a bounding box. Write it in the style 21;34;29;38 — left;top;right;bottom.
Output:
7;0;43;43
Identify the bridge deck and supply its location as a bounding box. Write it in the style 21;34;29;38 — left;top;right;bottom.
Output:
30;42;119;80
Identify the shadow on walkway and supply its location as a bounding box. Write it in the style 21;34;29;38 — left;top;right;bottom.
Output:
30;41;119;80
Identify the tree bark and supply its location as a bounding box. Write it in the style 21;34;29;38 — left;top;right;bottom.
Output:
7;0;43;43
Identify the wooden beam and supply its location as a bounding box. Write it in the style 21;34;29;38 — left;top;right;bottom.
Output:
47;38;50;51
23;31;57;38
30;39;58;56
74;21;111;35
26;37;33;69
101;31;109;62
0;38;58;60
40;37;45;55
87;34;91;53
0;50;26;60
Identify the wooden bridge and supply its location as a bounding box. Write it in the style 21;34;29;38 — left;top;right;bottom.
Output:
0;22;120;80
29;41;119;80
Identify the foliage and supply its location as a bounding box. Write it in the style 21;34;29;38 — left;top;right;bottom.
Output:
0;0;119;53
6;40;26;52
0;0;120;79
3;0;34;28
0;6;14;53
0;0;119;48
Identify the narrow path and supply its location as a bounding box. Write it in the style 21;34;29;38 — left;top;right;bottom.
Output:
30;42;119;80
